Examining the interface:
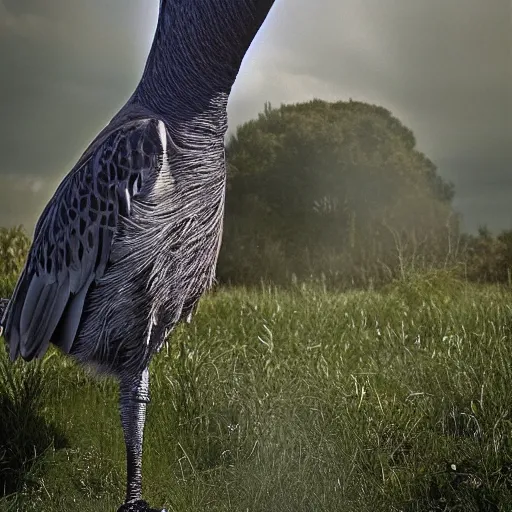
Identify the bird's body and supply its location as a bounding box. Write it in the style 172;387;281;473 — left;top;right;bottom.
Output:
7;114;226;377
1;1;276;510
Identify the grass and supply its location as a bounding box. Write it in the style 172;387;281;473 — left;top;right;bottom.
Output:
0;272;511;511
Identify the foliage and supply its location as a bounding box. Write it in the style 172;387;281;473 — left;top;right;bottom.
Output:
461;228;512;284
0;226;30;298
219;100;458;286
1;280;511;511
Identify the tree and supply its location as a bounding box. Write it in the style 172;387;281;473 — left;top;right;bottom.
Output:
218;99;457;286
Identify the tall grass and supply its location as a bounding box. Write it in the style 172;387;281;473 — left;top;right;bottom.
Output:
0;275;511;511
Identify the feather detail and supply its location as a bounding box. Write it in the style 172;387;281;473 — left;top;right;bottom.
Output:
2;118;164;361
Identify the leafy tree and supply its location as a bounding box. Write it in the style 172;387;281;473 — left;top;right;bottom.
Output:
219;100;457;286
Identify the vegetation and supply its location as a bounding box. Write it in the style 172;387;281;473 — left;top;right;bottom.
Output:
462;228;512;285
220;100;458;286
0;226;30;299
0;277;511;511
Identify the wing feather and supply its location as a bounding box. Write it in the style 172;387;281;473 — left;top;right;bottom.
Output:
3;118;163;361
24;276;70;360
52;274;94;354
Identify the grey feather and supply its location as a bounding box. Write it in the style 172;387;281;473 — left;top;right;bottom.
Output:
52;275;95;354
5;119;161;362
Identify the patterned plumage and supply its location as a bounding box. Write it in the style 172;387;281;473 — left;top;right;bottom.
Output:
5;118;224;375
1;1;276;510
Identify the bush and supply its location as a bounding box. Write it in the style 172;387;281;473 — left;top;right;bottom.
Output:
462;228;512;284
0;226;30;298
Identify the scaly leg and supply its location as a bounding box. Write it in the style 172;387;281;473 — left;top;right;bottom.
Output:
117;367;163;512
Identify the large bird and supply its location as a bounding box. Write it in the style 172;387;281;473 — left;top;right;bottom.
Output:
0;1;276;510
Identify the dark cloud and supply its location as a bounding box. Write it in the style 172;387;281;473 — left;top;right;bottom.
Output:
0;0;153;173
0;0;510;232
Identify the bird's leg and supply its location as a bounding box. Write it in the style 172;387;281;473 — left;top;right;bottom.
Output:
118;367;151;510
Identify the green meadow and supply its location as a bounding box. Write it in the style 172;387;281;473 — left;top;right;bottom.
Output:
1;273;511;511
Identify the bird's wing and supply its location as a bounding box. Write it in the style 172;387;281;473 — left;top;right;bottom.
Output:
3;118;166;361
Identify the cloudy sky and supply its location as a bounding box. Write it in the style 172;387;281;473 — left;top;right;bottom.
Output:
0;0;510;233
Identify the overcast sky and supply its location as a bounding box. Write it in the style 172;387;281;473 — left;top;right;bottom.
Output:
0;0;510;233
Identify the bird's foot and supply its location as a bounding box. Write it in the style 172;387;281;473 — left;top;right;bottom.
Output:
117;500;167;512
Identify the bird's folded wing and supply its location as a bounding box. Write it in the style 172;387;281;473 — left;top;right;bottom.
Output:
3;118;165;361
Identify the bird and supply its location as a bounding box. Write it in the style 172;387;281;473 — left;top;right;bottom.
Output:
0;1;277;510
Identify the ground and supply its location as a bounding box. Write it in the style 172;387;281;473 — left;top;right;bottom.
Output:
1;272;511;511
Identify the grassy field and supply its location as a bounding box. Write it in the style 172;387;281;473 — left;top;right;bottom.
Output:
0;272;511;511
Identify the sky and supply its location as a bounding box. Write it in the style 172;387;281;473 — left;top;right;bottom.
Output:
0;0;510;233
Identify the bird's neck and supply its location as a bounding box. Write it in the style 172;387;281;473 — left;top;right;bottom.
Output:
134;0;275;148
